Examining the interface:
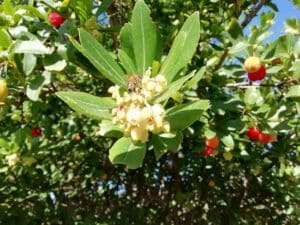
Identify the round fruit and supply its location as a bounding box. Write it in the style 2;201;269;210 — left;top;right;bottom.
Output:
0;80;8;102
244;56;261;73
223;152;233;161
247;66;266;81
208;180;215;188
31;127;42;137
49;12;65;27
202;146;215;156
246;127;260;141
205;136;219;148
258;133;277;144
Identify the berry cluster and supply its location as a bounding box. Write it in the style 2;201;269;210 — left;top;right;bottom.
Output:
247;127;277;144
109;75;170;143
202;136;219;156
244;56;267;81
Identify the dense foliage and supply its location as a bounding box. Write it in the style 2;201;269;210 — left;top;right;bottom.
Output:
0;0;299;224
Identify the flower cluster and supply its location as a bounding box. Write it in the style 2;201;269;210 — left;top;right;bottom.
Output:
5;153;19;167
108;74;170;143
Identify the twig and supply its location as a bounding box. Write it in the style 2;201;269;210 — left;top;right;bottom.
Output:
224;79;300;88
213;0;267;72
241;0;267;28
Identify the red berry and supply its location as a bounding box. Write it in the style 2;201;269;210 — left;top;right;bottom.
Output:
31;127;41;137
48;12;65;27
247;127;260;141
205;136;219;148
247;66;266;81
258;133;277;144
202;146;215;156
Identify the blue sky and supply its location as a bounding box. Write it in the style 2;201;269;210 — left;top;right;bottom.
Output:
247;0;300;40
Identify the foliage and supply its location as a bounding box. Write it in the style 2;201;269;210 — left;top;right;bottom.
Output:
0;0;299;224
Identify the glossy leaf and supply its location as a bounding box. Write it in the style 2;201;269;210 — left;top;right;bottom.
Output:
159;12;200;83
73;29;126;85
118;49;137;74
131;0;157;74
155;71;195;103
56;91;115;120
109;137;146;169
286;85;300;99
26;71;51;101
152;132;183;160
14;40;53;55
22;53;36;75
98;120;123;138
0;29;11;49
166;100;210;131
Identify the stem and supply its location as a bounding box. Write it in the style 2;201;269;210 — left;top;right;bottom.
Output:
241;0;267;28
224;79;300;88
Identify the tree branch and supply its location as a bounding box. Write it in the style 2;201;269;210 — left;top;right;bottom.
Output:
224;79;300;88
213;0;268;72
241;0;267;28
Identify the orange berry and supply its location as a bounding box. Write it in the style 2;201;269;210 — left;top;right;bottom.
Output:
205;136;219;148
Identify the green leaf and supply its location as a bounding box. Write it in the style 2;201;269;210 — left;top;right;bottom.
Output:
26;71;51;101
14;40;53;55
244;87;263;106
118;49;137;74
155;71;195;103
286;85;300;99
98;120;123;138
291;60;300;79
96;0;113;15
22;53;36;75
2;0;15;16
0;138;10;150
284;18;300;35
229;41;250;54
221;135;234;150
182;67;205;90
228;18;243;39
166;100;210;131
119;23;135;63
293;0;300;8
15;5;46;20
0;29;11;49
131;0;157;74
43;55;67;72
109;137;146;169
56;91;115;121
0;12;13;28
257;31;273;43
70;0;93;23
71;29;126;85
152;132;183;160
159;12;200;83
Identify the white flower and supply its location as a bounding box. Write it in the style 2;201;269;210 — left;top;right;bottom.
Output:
6;153;19;167
108;74;169;143
126;108;143;125
108;85;120;99
131;127;148;143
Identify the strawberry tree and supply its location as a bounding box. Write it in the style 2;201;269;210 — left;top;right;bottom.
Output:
56;1;209;169
0;0;299;224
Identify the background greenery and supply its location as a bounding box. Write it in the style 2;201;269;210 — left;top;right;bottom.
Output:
0;0;299;224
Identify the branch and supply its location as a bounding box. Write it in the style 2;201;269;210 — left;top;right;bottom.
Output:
213;0;267;72
224;79;300;88
241;0;267;28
